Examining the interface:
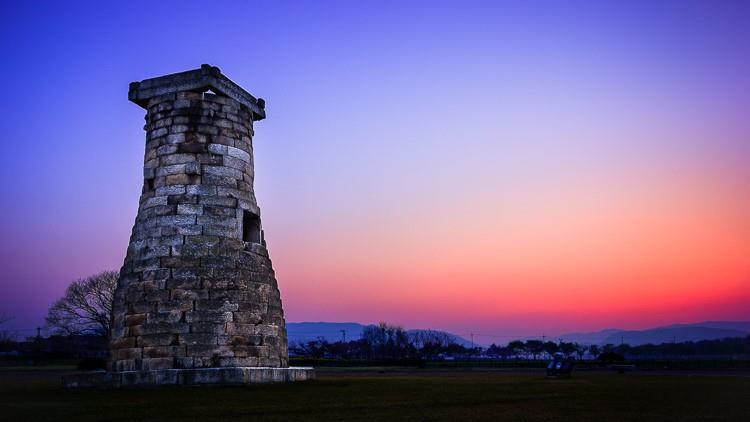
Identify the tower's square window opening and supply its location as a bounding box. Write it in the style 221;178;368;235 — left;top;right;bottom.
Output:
243;211;261;244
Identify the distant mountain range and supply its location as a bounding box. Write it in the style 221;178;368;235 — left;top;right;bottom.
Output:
286;322;366;344
286;322;472;346
287;321;750;347
560;321;750;346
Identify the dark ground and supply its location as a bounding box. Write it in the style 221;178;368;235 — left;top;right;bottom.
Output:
1;367;749;421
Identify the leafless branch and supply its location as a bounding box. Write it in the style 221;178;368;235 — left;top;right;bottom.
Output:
45;270;118;338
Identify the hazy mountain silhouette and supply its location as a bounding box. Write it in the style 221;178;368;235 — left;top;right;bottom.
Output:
662;321;750;332
286;322;471;346
286;322;366;344
288;320;750;347
561;321;750;345
558;328;625;345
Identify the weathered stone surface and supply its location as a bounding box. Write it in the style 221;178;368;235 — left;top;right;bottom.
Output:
63;367;314;388
61;371;113;389
129;64;266;120
107;65;303;386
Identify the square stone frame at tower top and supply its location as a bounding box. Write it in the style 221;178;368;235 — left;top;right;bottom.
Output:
64;65;313;388
128;64;266;120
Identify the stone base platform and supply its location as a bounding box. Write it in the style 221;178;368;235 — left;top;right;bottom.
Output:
63;367;315;389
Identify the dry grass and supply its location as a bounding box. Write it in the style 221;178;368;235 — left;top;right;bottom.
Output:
1;368;748;421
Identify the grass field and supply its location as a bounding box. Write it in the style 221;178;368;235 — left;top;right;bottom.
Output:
1;368;749;421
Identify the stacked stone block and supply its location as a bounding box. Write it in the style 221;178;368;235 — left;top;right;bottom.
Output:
109;71;289;374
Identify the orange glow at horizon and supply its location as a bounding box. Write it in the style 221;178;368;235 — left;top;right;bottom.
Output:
271;144;750;335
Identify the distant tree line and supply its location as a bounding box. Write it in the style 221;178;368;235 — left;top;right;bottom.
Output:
485;337;750;361
3;269;750;363
291;323;479;360
485;339;588;360
0;313;13;346
292;329;750;361
595;336;750;359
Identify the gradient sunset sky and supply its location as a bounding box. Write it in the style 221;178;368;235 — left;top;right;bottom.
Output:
1;0;748;341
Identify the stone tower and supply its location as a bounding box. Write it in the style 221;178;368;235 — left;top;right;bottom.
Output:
104;65;312;387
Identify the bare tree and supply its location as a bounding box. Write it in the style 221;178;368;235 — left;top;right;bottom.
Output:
507;340;525;359
293;338;328;359
542;341;559;359
409;329;458;360
409;329;456;349
588;344;600;359
559;341;578;357
45;270;118;337
0;313;13;343
525;339;544;360
362;322;411;359
574;343;588;360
